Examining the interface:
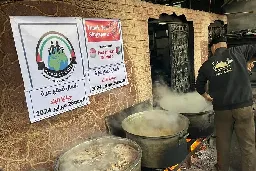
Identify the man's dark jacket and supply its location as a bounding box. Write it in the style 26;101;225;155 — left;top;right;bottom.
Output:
196;45;256;110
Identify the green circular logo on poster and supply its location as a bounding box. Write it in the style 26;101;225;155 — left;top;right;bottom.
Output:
36;31;77;83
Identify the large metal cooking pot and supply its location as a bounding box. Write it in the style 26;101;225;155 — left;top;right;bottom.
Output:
54;136;142;171
159;100;215;139
179;110;215;139
122;110;189;169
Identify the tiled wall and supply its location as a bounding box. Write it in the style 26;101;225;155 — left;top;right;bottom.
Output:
0;1;226;170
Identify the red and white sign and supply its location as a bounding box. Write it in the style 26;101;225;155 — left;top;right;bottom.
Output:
83;18;128;95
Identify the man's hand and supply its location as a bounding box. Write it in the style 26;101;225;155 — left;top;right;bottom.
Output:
205;94;213;102
247;61;255;71
247;57;256;71
202;93;213;102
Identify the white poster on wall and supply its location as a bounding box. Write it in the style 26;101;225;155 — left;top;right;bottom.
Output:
83;18;128;95
10;16;90;123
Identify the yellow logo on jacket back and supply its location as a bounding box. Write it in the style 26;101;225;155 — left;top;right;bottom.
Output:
212;58;233;76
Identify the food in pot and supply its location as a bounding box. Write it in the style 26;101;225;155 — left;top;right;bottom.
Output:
58;142;138;171
122;110;182;137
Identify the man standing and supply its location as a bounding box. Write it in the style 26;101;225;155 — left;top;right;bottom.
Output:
196;36;256;171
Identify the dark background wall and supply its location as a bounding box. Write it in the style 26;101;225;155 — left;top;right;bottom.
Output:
224;0;256;32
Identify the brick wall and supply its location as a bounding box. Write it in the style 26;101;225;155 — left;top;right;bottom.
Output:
0;1;226;170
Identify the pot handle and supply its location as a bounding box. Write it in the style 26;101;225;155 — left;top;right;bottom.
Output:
178;133;189;145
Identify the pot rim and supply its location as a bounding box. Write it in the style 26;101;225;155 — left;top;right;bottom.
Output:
124;130;188;139
180;110;215;116
121;110;190;139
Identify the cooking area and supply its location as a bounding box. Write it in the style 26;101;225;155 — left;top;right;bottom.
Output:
106;90;217;171
1;0;256;171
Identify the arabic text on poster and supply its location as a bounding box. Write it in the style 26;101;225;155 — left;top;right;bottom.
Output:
26;80;88;122
88;63;128;95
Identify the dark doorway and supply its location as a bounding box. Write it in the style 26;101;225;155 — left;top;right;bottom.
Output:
148;13;195;95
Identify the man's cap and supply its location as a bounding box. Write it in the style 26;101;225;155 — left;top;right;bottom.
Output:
209;35;227;47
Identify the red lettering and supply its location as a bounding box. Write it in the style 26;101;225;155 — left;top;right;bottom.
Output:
98;49;115;60
67;96;72;100
50;95;73;105
56;98;60;103
101;76;116;83
98;51;104;55
61;96;65;102
102;78;107;82
51;99;58;105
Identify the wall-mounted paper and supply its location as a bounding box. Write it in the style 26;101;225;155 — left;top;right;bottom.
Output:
83;18;128;95
10;16;90;123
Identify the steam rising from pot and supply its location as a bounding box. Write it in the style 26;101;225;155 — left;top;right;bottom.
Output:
153;81;213;113
121;80;212;137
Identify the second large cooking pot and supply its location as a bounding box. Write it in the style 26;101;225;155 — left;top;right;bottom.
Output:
159;100;215;139
122;110;189;169
180;110;215;139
